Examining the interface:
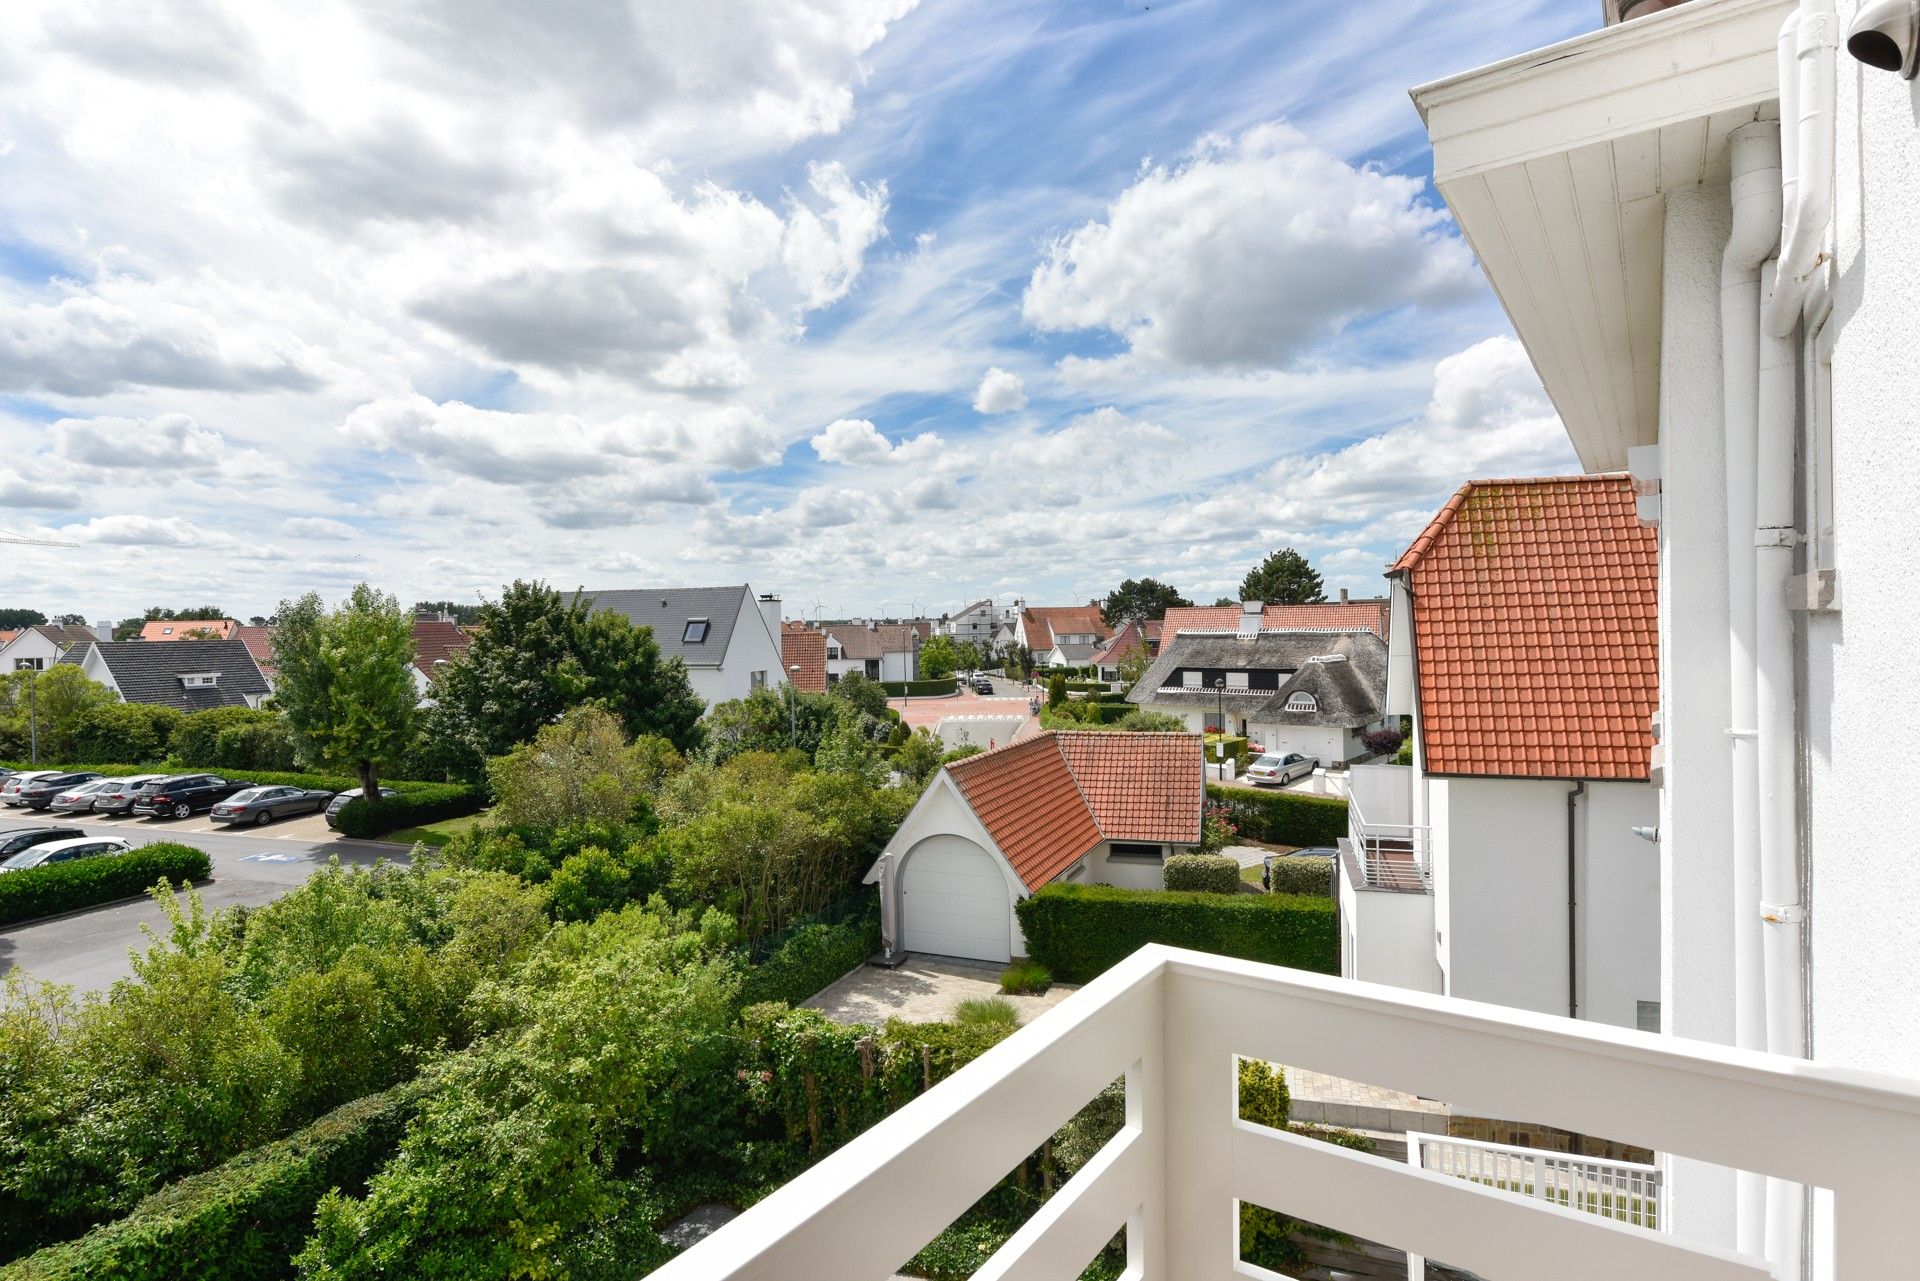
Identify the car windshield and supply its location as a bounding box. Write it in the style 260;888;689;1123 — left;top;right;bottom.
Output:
1;850;46;870
227;788;265;802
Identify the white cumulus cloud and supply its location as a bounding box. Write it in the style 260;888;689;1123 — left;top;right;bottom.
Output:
972;366;1026;413
809;417;942;466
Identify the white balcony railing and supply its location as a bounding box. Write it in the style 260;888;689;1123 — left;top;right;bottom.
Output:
1408;1131;1663;1230
1347;791;1432;892
653;946;1920;1280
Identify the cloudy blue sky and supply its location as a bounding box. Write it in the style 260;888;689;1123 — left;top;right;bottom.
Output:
0;0;1591;624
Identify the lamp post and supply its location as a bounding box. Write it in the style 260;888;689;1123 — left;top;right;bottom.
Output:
787;664;802;746
1213;677;1226;767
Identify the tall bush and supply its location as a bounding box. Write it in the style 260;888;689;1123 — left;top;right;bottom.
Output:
1014;883;1338;983
171;708;278;771
1204;784;1347;848
1162;854;1240;894
0;844;209;927
69;702;182;765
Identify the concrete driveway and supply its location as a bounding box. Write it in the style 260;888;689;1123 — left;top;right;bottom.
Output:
0;812;409;993
805;956;1077;1026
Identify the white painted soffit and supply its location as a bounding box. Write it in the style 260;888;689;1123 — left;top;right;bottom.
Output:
1411;0;1791;471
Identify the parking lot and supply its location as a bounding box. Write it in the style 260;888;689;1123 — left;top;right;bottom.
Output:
0;810;409;993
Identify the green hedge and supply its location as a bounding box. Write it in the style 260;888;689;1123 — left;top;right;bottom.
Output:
738;910;880;1008
1162;854;1240;895
0;1086;414;1281
1203;734;1251;773
1014;883;1338;983
330;784;485;839
0;843;210;928
1063;681;1110;694
1264;856;1335;898
1205;783;1347;848
880;679;961;697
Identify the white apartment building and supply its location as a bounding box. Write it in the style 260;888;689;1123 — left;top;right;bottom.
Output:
654;3;1920;1278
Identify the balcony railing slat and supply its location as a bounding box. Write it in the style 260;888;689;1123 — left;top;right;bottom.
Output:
1227;1122;1768;1280
973;1124;1148;1281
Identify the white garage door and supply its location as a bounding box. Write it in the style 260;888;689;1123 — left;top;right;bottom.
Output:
900;838;1012;963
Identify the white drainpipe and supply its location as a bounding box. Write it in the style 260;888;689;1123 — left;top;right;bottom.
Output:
1765;0;1839;340
1719;117;1780;1262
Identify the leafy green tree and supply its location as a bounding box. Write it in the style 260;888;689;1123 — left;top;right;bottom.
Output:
548;847;634;923
1007;643;1035;682
0;608;46;630
701;686;844;764
918;634;961;679
814;718;887;785
0;666;117;761
1239;549;1326;605
486;706;659;829
1101;577;1192;625
272;584;417;798
1047;673;1067;709
1212;596;1236;607
69;701;183;764
410;599;484;625
420;581;705;780
49;613;87;627
890;728;946;784
113;605;229;641
828;671;889;720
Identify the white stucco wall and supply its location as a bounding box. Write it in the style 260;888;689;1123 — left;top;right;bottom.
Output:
882;774;1031;958
684;594;787;711
1083;842;1175;891
1247;722;1355;766
0;632;68;671
1431;776;1657;1029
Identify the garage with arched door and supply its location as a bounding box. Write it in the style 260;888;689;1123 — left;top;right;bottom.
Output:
898;834;1013;963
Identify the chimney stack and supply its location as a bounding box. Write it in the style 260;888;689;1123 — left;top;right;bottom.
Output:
1339;587;1350;604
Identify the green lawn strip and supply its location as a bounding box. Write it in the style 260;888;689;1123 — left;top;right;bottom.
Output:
377;811;487;847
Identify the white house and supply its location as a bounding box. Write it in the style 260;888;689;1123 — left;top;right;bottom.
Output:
820;620;924;683
863;731;1202;963
1341;475;1662;1035
1127;621;1391;765
1014;604;1110;668
568;586;785;710
1411;0;1920;1268
63;638;272;711
935;599;1015;648
0;623;101;672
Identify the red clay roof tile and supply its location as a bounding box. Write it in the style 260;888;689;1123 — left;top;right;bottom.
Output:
781;622;828;693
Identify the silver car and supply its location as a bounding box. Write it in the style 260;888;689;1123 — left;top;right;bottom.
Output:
46;777;128;813
0;771;59;806
0;835;133;873
89;775;171;816
209;785;336;826
1244;752;1316;787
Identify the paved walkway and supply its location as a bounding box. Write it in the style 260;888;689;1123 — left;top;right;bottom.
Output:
1282;1064;1450;1134
806;956;1078;1025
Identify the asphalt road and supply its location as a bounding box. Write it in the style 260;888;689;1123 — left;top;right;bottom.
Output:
0;808;410;994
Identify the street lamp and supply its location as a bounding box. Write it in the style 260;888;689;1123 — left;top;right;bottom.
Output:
1212;677;1226;766
787;664;803;746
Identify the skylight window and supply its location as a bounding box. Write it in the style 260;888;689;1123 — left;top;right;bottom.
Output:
683;619;710;644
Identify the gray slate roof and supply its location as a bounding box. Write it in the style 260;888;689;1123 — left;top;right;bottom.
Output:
1051;639;1098;664
564;586;754;668
1128;630;1387;727
66;639;271;712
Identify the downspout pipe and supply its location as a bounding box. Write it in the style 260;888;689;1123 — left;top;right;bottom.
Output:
1567;781;1584;1021
1720;117;1780;1263
1765;0;1838;339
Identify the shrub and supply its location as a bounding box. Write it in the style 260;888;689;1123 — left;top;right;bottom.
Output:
547;847;633;922
1205;784;1347;847
1115;709;1185;732
68;703;181;766
1163;853;1240;894
1203;733;1251;773
1394;738;1413;765
170;707;276;770
878;679;961;697
1361;726;1405;756
1264;856;1334;898
1237;1057;1290;1129
330;783;485;839
1046;674;1067;709
738;911;879;1008
486;707;657;829
209;719;298;771
952;996;1020;1030
1014;883;1338;984
998;960;1052;995
0;843;210;927
0;1086;416;1281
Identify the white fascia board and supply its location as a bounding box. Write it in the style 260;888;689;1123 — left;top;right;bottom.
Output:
1413;0;1793;184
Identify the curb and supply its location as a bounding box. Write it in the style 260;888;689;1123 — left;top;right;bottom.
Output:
1;875;216;931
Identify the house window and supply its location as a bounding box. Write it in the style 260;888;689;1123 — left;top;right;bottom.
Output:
1285;692;1317;713
1226;671;1248;690
750;670;766;691
683;619;710;644
14;658;45;671
1108;842;1163;862
179;672;220;688
1181;671;1202;689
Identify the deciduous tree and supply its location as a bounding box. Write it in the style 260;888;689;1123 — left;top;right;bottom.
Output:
272;584;417;797
1100;577;1191;625
1239;549;1326;605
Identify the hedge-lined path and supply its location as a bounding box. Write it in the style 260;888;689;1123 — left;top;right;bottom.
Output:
0;814;407;993
805;956;1077;1026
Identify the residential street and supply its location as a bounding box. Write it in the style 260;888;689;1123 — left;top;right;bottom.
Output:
0;811;410;993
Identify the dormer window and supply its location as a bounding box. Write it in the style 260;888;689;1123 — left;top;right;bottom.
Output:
1285;692;1317;713
1182;671;1202;689
179;672;220;688
683;619;710;644
1226;671;1249;690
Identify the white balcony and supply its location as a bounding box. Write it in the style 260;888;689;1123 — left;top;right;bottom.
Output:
653;946;1920;1281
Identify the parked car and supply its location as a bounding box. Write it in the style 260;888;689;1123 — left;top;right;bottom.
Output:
89;775;170;815
0;826;86;860
0;835;133;873
970;675;995;694
16;771;104;810
322;786;397;830
0;770;60;806
211;785;336;826
1244;753;1316;788
131;774;251;819
1260;848;1341;892
46;777;128;813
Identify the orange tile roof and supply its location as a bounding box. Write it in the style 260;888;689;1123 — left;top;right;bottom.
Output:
1160;601;1387;638
140;617;236;641
945;731;1202;890
412;619;471;680
1392;474;1657;780
781;622;828;692
233;624;277;677
1021;605;1110;651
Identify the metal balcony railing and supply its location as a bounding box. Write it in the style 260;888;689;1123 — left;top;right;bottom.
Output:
1347;793;1433;892
651;946;1920;1281
1409;1132;1663;1231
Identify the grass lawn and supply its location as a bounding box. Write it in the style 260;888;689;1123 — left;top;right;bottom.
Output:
382;811;487;847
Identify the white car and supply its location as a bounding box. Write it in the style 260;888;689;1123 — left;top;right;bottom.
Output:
0;770;59;806
0;835;133;873
1244;752;1316;787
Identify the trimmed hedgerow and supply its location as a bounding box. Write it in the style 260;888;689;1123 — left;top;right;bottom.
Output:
1205;783;1347;848
1265;856;1335;898
737;911;880;1009
0;843;209;928
1014;883;1338;984
1162;853;1240;895
879;679;961;697
330;784;485;839
0;1086;415;1281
